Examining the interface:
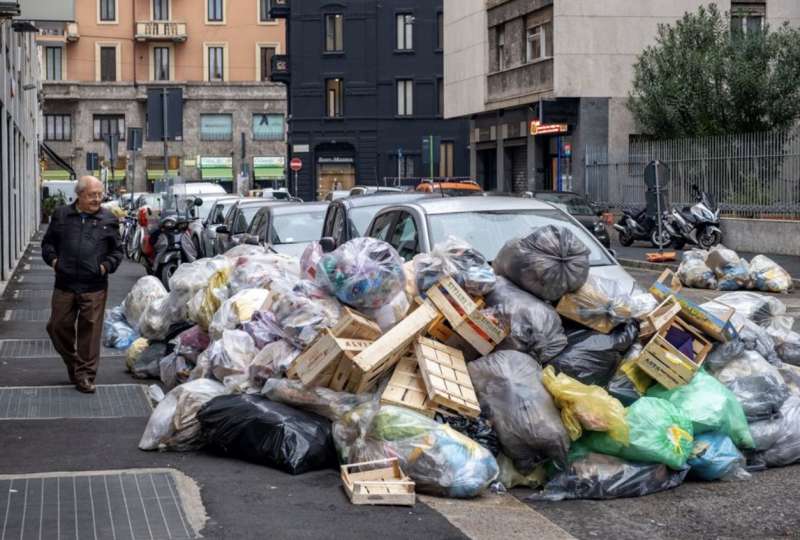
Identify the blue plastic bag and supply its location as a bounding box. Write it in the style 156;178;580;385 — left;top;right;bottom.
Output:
103;306;139;350
688;433;749;481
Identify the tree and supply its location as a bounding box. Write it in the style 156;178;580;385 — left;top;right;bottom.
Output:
628;4;800;138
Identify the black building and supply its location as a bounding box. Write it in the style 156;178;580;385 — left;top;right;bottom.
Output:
271;0;470;201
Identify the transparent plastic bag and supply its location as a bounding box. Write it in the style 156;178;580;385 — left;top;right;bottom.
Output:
159;353;193;391
175;326;210;363
414;236;496;297
362;291;410;331
138;296;172;340
541;365;629;444
688;433;750;481
468;351;570;471
169;256;232;298
493;225;590;302
202;330;258;383
496;453;546;489
607;343;653;406
300;241;324;280
558;276;655;333
262;378;370;421
131;342;167;379
187;269;231;331
484;276;567;363
126;338;149;372
228;253;300;294
757;395;800;467
711;350;789;422
703;292;793;333
249;340;301;389
123;276;167;331
749;255;793;293
264;283;341;348
315;237;406;309
771;328;800;367
103;306;138;349
209;288;269;341
706;246;751;290
677;255;717;289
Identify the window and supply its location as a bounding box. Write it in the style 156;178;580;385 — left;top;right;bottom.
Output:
252;114;284;140
44;114;71;141
200;114;232;141
325;14;343;52
100;46;116;81
45;47;62;81
390;213;418;261
208;46;224;81
154;47;170;80
496;25;505;70
326;78;343;117
526;24;546;62
396;155;414;178
207;0;223;22
153;0;169;21
437;12;443;50
259;0;272;22
93;115;125;141
259;46;275;81
396;14;413;50
99;0;115;21
437;77;444;117
439;142;454;177
370;212;397;242
732;14;764;35
397;79;413;116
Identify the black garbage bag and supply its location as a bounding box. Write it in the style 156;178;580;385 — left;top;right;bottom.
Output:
485;277;567;363
131;342;170;379
198;394;337;475
711;350;789;422
493;225;590;302
528;453;688;501
437;413;500;456
468;351;570;472
548;321;639;387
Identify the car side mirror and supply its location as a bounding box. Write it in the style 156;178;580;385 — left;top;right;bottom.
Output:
194;197;203;207
216;225;229;235
320;236;337;253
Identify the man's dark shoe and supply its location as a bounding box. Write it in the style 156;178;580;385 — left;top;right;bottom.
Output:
75;380;96;394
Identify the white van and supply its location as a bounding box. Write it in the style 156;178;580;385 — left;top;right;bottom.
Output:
169;182;228;197
42;180;77;204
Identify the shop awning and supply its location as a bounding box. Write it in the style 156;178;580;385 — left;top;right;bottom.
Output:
253;165;285;180
147;169;180;181
93;169;127;180
201;167;234;181
42;169;72;181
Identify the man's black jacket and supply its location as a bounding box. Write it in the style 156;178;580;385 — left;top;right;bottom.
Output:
41;203;124;293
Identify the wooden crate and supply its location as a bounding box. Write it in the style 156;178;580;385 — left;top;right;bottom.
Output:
331;307;382;341
341;458;415;506
639;295;682;341
636;317;713;389
286;330;373;388
425;277;507;356
380;354;437;417
345;300;440;394
415;337;481;418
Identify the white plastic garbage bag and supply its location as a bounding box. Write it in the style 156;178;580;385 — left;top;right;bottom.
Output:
749;255;793;294
209;288;269;341
123;276;167;330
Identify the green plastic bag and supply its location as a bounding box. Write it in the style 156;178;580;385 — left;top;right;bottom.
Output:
647;370;754;450
577;397;694;470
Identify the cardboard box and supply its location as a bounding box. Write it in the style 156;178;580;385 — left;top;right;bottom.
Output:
636;317;712;389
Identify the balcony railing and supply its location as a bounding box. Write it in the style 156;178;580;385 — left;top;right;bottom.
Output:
134;21;187;42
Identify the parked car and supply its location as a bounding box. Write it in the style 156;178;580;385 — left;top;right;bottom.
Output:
349;186;403;197
364;196;633;286
214;199;288;255
532;191;611;248
320;192;435;249
187;195;239;258
242;202;329;258
415;179;482;197
323;190;353;202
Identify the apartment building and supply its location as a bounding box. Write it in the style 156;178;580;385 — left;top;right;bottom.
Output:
444;0;800;194
37;0;287;193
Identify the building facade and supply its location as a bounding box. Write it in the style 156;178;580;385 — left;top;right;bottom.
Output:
37;0;287;193
271;0;470;201
0;8;43;281
444;0;800;195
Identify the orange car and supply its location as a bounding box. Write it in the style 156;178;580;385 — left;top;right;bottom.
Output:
416;180;483;197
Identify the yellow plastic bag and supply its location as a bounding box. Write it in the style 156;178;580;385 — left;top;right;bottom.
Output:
189;268;231;330
542;365;629;445
126;338;150;372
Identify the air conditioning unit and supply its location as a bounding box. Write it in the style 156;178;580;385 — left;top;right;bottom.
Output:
0;1;21;18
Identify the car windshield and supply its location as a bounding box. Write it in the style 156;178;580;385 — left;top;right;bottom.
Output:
272;211;327;244
535;193;594;215
241;206;263;227
427;210;613;266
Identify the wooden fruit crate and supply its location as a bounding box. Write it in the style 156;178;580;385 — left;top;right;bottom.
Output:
415;337;481;418
341;458;415;506
636;317;712;389
639;295;682;341
331;307;382;341
286;330;373;388
380;354;437;417
425;277;507;356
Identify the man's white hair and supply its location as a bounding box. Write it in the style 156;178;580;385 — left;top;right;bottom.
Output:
76;175;102;195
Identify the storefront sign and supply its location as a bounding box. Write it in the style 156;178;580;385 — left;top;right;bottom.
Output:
530;121;569;136
199;156;232;168
254;156;285;167
293;144;310;153
318;157;354;164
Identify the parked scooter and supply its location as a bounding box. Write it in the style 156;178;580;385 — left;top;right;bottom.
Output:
663;185;722;250
614;208;671;248
140;197;203;288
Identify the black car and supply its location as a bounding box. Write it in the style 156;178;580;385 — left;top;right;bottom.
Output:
213;199;288;255
242;202;329;258
532;191;611;248
320;192;435;249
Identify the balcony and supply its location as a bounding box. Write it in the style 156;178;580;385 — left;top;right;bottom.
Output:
270;55;289;84
66;22;79;41
134;21;187;42
35;21;79;44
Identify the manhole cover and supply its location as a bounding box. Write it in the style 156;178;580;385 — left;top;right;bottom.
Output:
3;309;51;322
0;385;152;419
0;470;200;539
0;339;124;358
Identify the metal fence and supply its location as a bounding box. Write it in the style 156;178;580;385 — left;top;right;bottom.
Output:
585;129;800;218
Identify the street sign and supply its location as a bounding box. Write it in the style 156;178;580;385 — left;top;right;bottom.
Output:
530;121;569;136
290;157;303;172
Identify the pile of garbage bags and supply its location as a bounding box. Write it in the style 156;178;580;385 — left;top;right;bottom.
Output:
104;228;800;503
677;246;793;293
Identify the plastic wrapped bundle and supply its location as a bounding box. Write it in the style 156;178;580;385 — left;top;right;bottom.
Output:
756;395;800;467
677;250;717;289
468;351;570;471
103;306;138;349
577;397;694;470
529;453;688;501
558;276;655;333
262;377;371;422
315;238;406;309
228;253;300;294
209;289;269;341
548;321;639;387
131;342;168;379
123;276;167;331
169;256;232;298
201;330;258;383
711;350;789;422
749;255;793;293
138;296;172;340
333;404;499;498
265;284;341;348
300;241;324;280
138;379;228;451
703;292;793;333
688;433;750;481
493;225;590;302
647;370;754;449
541;366;629;444
484;277;567;363
198;394;337;475
706;246;751;290
248;340;301;389
414;236;496;297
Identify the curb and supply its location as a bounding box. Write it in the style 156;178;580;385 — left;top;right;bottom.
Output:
618;258;800;289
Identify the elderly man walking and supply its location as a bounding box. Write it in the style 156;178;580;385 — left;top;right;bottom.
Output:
41;176;123;393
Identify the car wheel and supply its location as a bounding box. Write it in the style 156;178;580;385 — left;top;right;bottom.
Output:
618;230;634;247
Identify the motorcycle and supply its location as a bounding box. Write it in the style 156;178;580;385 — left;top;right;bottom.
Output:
613;208;672;248
140;197;203;288
663;185;722;250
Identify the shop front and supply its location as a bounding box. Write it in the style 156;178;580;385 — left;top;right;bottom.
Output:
315;143;357;200
199;156;234;193
253;156;286;189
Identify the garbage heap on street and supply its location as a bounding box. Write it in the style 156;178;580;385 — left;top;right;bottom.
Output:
677;245;793;293
103;226;800;504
